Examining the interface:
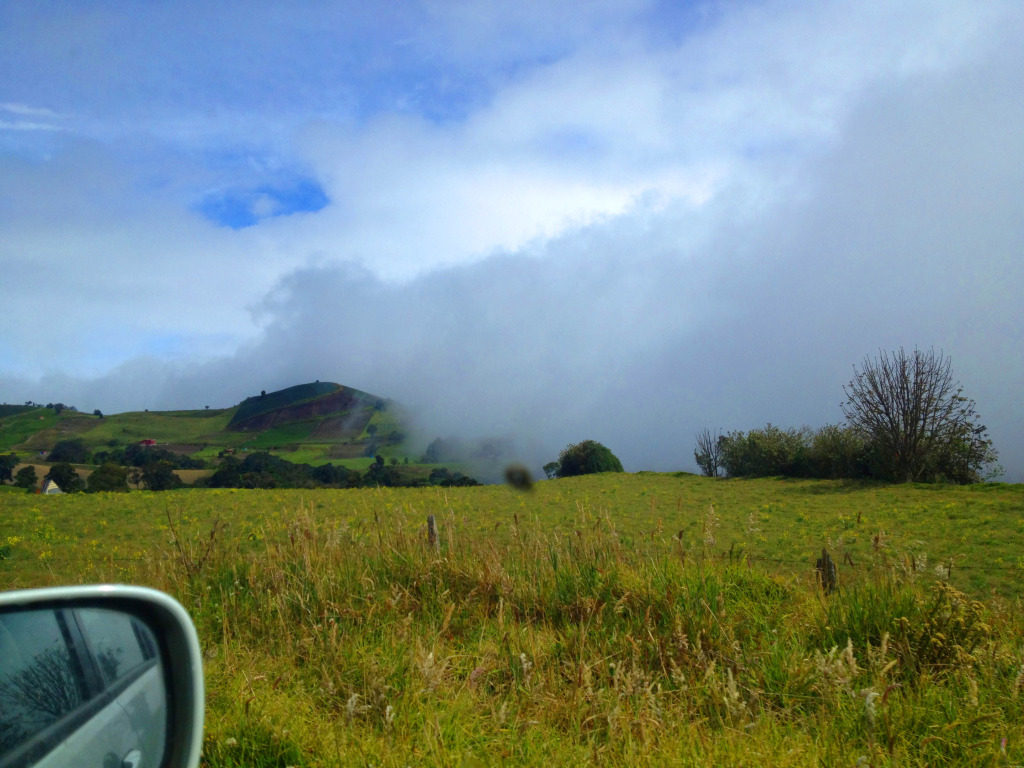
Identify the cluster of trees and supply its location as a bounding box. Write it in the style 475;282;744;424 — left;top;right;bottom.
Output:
1;453;64;491
544;440;624;479
203;452;354;489
36;440;204;491
13;461;175;494
696;424;871;480
1;454;43;490
3;447;479;494
1;441;191;493
47;439;90;464
201;452;479;490
696;349;999;484
90;442;207;470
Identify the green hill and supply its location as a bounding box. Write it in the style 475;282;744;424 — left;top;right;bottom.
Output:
228;382;385;438
0;382;409;468
229;381;342;427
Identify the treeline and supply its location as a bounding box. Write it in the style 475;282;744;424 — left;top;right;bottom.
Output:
199;452;479;490
696;422;994;485
696;424;870;481
51;439;208;470
3;450;479;493
697;349;1000;485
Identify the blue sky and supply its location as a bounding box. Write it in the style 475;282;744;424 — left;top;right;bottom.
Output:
1;0;1022;478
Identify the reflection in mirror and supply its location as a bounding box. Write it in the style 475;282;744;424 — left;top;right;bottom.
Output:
0;607;167;768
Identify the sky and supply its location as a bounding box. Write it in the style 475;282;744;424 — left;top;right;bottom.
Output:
1;0;1022;480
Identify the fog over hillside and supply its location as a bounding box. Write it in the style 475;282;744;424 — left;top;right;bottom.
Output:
1;1;1021;480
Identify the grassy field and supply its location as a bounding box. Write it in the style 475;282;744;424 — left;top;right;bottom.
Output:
84;409;237;444
3;408;238;453
1;474;1023;766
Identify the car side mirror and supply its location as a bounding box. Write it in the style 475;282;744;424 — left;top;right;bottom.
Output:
0;585;204;768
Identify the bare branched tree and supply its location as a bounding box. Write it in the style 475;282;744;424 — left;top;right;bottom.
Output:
842;348;996;483
694;428;723;477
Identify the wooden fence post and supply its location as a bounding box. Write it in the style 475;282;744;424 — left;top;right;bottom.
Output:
816;548;837;594
427;514;439;552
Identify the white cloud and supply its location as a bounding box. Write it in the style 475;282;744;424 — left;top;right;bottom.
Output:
0;102;66;118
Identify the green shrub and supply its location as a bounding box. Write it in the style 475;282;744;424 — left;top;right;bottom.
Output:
554;440;624;477
719;424;809;477
808;424;870;479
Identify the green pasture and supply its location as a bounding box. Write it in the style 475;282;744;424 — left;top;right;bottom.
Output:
235;420;321;449
84;409;235;444
0;408;59;452
3;474;1024;767
3;408;238;452
2;474;1021;597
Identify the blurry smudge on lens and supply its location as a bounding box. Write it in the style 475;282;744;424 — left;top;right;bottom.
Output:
504;464;533;492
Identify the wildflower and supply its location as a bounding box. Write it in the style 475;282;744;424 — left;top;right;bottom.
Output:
224;738;238;747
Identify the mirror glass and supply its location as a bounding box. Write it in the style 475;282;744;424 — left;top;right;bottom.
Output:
0;606;168;768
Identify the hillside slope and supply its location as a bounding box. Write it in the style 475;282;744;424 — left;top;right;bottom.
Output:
229;382;382;438
0;382;406;466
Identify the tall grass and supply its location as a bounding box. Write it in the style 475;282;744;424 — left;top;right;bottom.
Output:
3;476;1023;765
134;502;1024;767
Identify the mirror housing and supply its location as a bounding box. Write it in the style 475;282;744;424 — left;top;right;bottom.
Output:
0;585;204;768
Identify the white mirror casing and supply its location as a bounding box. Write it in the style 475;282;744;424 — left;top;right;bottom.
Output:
0;585;204;768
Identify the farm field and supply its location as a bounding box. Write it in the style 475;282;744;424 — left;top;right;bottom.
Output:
2;474;1023;766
